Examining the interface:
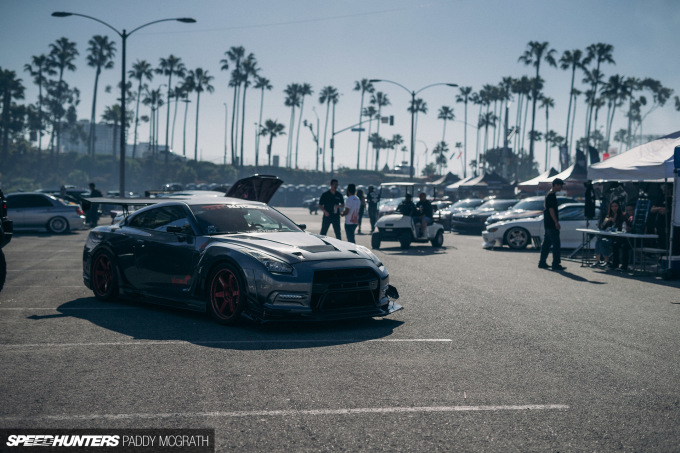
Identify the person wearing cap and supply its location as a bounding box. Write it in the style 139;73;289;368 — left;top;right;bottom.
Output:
367;185;379;233
415;192;434;238
538;178;566;271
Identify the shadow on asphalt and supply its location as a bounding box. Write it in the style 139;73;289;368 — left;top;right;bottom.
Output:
549;268;607;285
377;246;451;255
27;297;404;350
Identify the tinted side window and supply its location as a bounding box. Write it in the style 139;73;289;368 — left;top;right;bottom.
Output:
128;206;191;232
560;207;585;221
8;195;52;208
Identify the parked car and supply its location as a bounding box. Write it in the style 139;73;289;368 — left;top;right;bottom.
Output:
6;192;86;233
82;175;401;324
377;198;400;218
482;203;601;250
0;189;12;293
450;199;518;234
485;196;576;227
302;197;319;214
434;198;483;230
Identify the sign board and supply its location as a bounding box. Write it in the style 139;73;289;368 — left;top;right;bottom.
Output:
351;128;365;132
632;199;651;234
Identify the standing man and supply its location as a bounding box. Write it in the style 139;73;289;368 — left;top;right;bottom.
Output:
415;192;434;238
538;178;566;271
86;182;103;228
342;184;360;243
319;179;344;239
367;186;379;233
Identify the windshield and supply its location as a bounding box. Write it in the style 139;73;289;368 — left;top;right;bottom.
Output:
190;203;301;235
477;200;518;211
510;199;544;211
451;199;483;209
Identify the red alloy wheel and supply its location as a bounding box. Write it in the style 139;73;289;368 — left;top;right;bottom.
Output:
92;252;116;300
209;267;242;321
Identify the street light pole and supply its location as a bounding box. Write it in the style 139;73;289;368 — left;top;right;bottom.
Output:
370;79;457;180
52;12;195;197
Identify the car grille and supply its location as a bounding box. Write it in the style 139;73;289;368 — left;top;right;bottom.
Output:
311;268;379;312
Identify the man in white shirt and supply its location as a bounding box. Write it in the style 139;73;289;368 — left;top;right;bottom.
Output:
341;184;360;243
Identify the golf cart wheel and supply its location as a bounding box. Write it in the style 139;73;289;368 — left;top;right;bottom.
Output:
430;230;444;247
371;232;381;249
399;231;412;249
505;227;530;250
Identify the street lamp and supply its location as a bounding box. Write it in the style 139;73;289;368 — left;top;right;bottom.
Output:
52;12;196;197
370;79;457;180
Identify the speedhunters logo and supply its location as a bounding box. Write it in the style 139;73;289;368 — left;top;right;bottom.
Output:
0;429;214;452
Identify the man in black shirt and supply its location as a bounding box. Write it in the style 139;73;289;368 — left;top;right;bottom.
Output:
319;179;344;239
396;194;418;217
415;192;434;237
538;178;566;271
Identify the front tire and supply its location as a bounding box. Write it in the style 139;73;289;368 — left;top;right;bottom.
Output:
505;227;530;250
399;231;412;249
207;263;245;325
47;216;69;234
91;250;119;301
0;249;6;293
371;232;382;249
431;230;444;247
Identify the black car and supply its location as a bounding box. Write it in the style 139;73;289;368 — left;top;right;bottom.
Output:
82;176;401;324
450;199;518;234
0;189;13;292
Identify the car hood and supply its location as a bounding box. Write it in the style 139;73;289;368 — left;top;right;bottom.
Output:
451;209;495;219
225;175;283;203
209;231;370;263
489;209;542;221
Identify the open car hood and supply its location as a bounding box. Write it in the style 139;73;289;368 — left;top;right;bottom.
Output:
226;175;283;203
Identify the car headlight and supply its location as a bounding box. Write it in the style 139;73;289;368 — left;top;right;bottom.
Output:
243;250;294;274
355;245;384;269
487;227;499;233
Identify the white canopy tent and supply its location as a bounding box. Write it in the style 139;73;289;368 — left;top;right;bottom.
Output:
587;131;680;181
516;168;558;192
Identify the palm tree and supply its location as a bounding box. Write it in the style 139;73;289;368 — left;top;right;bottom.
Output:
407;98;428;172
362;105;377;170
584;44;615;146
85;35;116;158
438;106;455;142
259;119;285;166
559;49;586;158
540;96;554;170
284;83;301;168
221;46;245;165
478;111;496;154
601;74;626;144
294;83;313;169
47;37;78;155
254;75;272;166
544;130;563;170
319;85;339;173
128;59;153;158
156;55;186;162
390;133;404;168
186;68;214;161
0;69;25;160
101;104;123;157
518;41;557;160
353;78;375;168
179;78;192;157
238;54;258;167
24;54;55;154
433;141;449;175
142;88;164;157
455;86;472;177
170;84;185;151
370;91;391;140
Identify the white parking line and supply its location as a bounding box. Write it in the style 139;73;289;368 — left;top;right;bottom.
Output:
1;339;452;349
0;307;141;310
0;404;569;422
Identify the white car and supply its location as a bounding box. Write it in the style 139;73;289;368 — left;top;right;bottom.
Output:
482;203;600;250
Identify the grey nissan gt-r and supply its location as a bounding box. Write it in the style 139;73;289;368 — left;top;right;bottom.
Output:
82;175;401;324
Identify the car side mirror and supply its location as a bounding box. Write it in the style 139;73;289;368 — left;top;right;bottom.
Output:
166;225;183;234
297;224;307;230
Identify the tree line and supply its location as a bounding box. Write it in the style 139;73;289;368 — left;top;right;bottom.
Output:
1;38;678;186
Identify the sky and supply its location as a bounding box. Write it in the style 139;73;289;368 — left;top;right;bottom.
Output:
2;0;680;177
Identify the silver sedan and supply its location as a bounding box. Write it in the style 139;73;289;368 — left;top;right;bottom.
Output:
6;192;87;233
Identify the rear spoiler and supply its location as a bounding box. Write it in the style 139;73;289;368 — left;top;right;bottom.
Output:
81;197;188;217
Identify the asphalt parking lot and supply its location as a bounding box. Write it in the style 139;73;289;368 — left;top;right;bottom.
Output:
1;207;679;451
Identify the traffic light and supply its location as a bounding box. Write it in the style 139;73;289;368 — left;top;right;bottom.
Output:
389;115;394;126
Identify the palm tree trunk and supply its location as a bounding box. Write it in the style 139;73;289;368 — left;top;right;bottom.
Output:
545;108;549;171
194;92;201;161
230;83;240;165
132;81;142;158
570;97;578;161
322;101;330;173
256;88;265;166
268;134;273;166
165;73;173;158
356;92;365;169
564;67;576;157
182;100;189;157
89;67;101;158
239;82;248;167
522;97;530;155
365;117;372;170
171;95;179;151
287;106;295;168
295;96;305;169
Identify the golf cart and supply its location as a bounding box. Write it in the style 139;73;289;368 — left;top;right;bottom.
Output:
371;182;444;249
